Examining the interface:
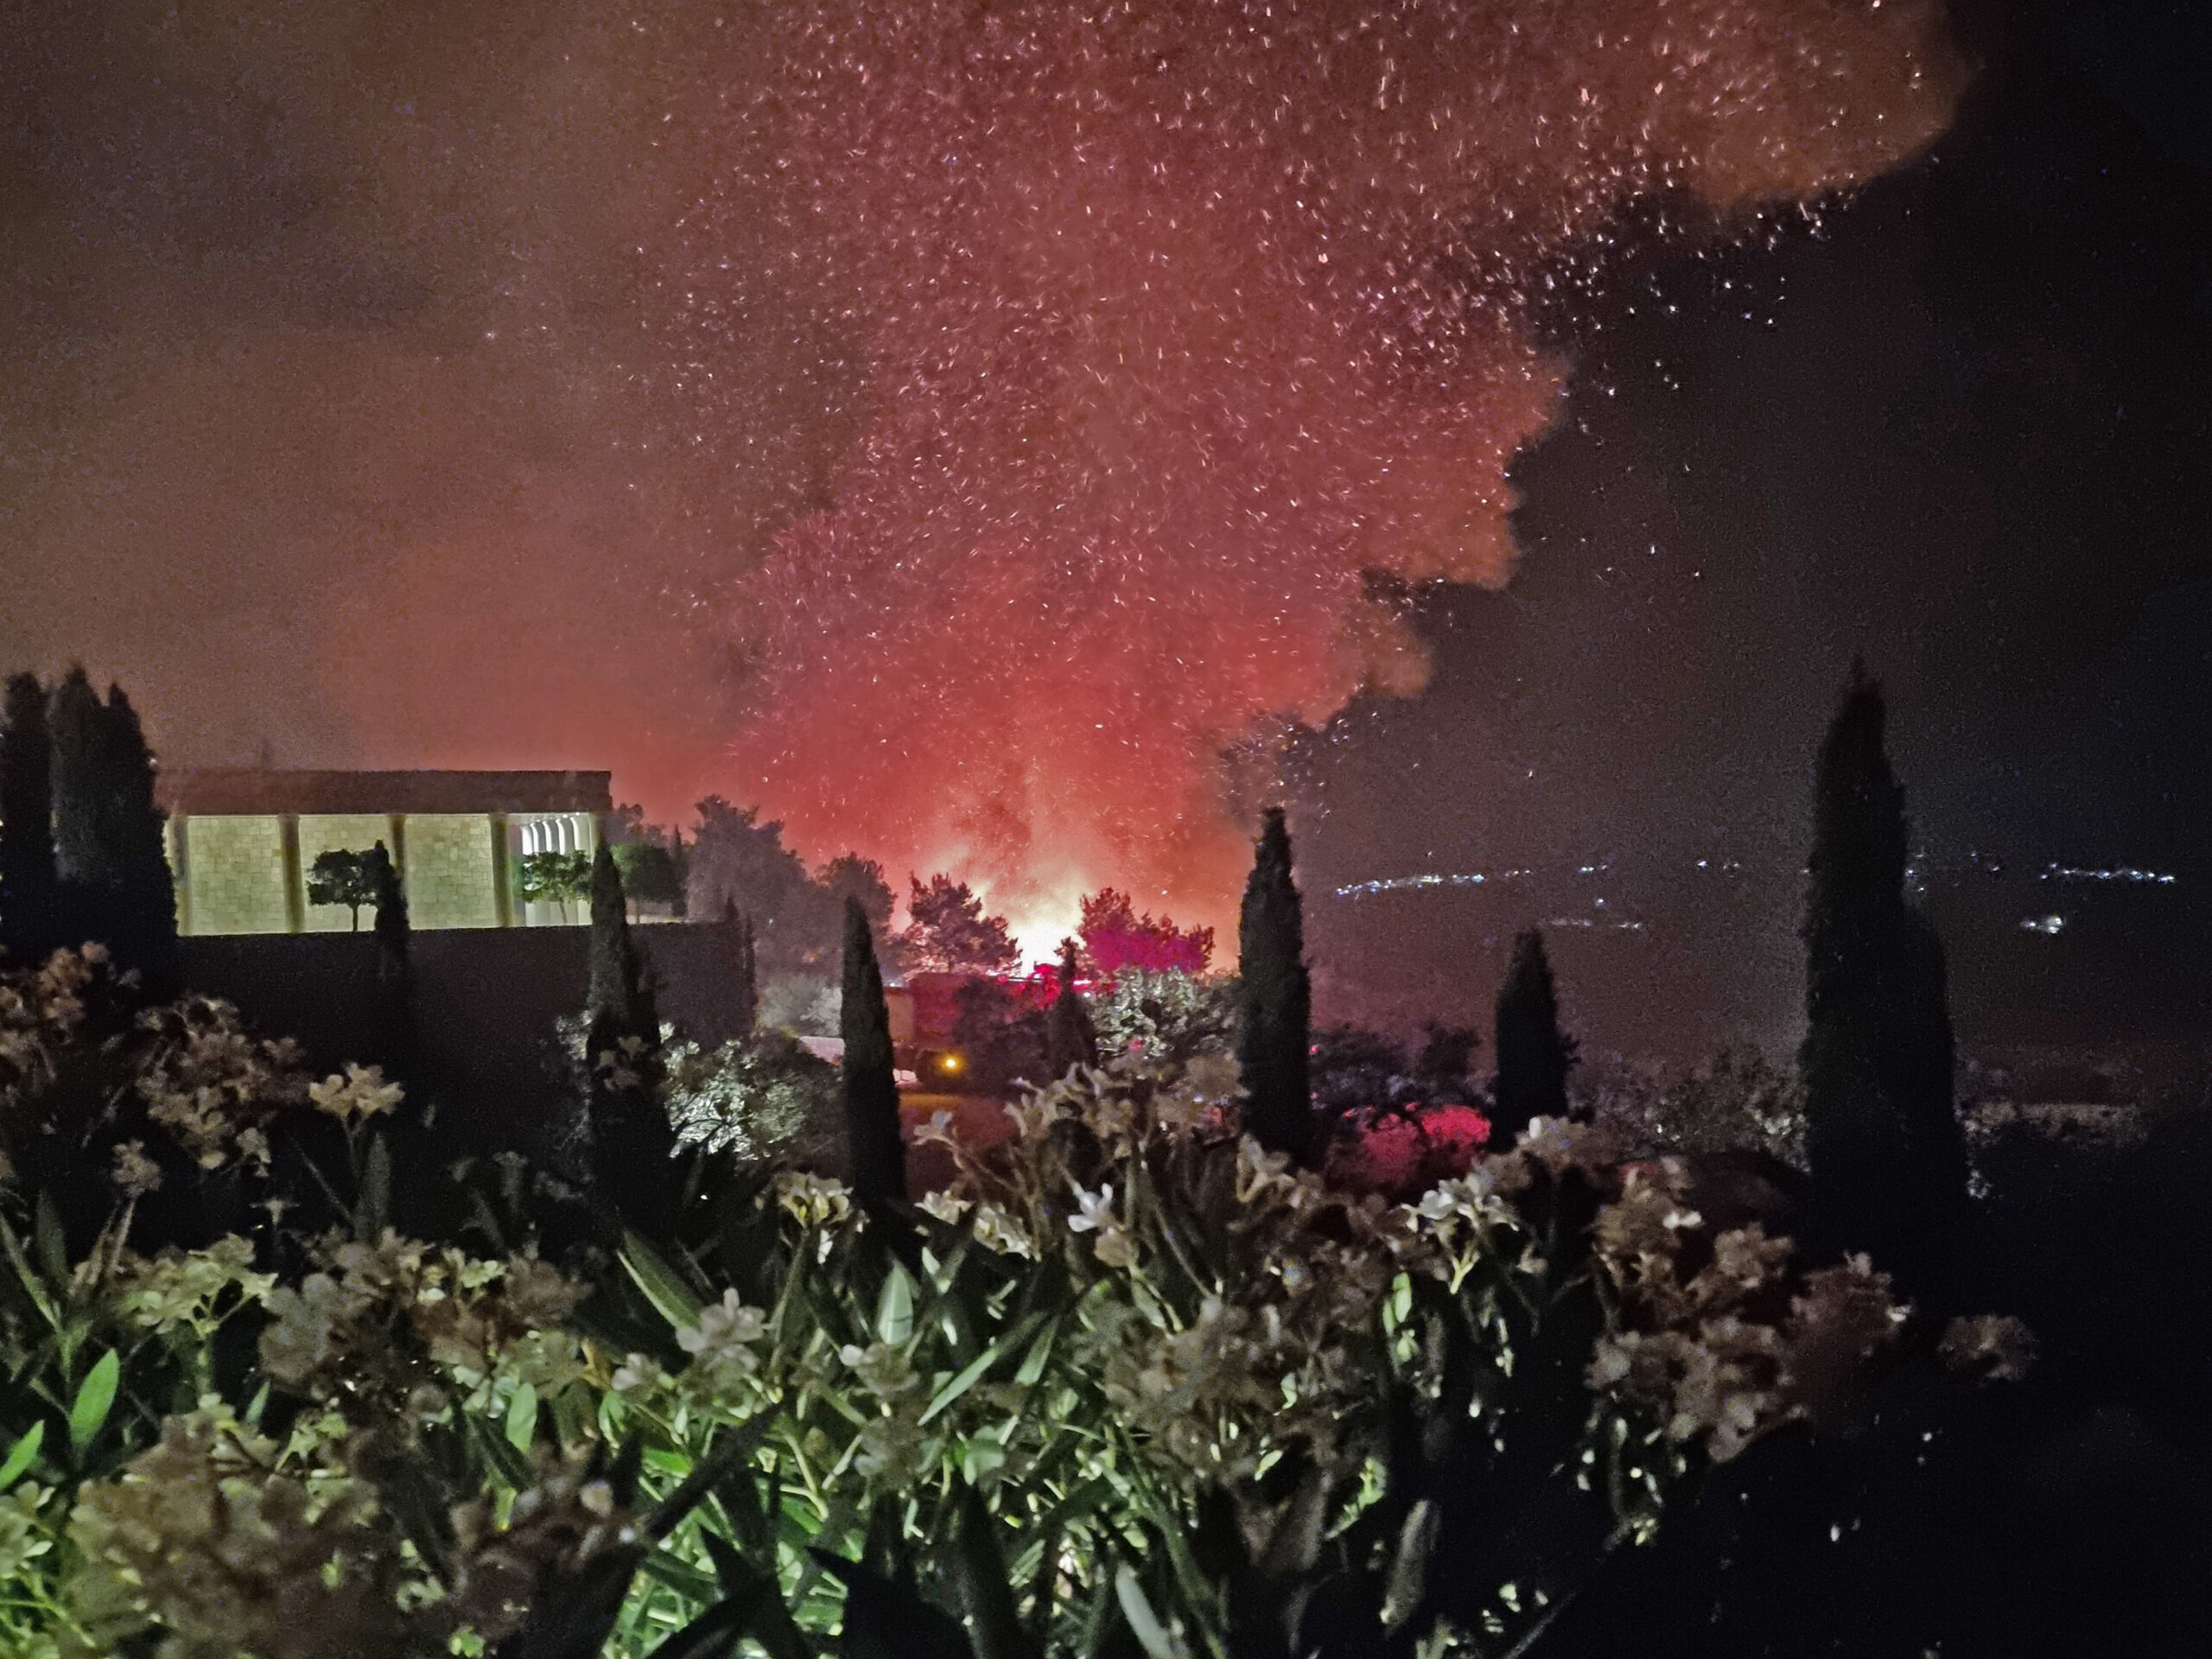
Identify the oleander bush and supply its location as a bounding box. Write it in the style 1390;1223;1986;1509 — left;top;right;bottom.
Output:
0;948;2030;1659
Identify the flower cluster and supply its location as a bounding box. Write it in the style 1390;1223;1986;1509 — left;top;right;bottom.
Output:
0;947;109;1179
1585;1160;1909;1462
445;1447;644;1643
112;1235;276;1339
65;1402;408;1659
132;995;315;1173
307;1063;405;1127
257;1230;586;1424
674;1287;770;1392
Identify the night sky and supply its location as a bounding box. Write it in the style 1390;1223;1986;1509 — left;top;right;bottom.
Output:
1297;0;2212;1051
4;2;2206;1055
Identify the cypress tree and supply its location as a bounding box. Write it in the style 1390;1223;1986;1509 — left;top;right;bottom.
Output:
0;673;59;965
1046;941;1098;1077
585;843;677;1231
722;897;759;1037
366;842;410;982
1799;665;1970;1294
48;666;106;892
1491;928;1577;1126
740;914;759;1038
841;894;906;1205
48;670;176;985
99;686;179;988
1236;806;1313;1161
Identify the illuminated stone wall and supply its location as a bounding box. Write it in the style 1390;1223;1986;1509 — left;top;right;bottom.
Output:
402;814;500;931
182;816;291;936
297;815;397;932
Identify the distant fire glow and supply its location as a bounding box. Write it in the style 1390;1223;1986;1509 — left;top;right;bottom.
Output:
688;0;1965;933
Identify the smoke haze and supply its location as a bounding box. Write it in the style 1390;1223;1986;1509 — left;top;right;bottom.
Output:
2;1;1965;945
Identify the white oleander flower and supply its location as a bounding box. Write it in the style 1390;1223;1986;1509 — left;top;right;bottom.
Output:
773;1170;854;1229
970;1202;1035;1259
1068;1182;1117;1236
308;1063;404;1126
675;1288;767;1388
918;1190;971;1224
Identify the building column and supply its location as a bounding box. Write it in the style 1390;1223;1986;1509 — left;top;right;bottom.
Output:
490;812;514;928
279;816;306;934
168;816;194;938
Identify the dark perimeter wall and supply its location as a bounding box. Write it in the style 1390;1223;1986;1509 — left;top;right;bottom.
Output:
182;921;753;1139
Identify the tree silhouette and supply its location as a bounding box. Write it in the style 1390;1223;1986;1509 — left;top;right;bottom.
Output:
306;849;378;930
841;895;906;1205
1492;929;1577;1126
585;844;677;1232
721;898;760;1038
1075;887;1214;977
0;673;59;966
366;842;409;984
1236;806;1313;1162
49;669;175;986
1798;664;1970;1295
1046;942;1098;1077
899;874;1020;976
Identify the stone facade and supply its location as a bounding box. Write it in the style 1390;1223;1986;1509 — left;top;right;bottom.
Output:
400;813;502;931
298;814;397;932
181;815;291;936
158;771;610;938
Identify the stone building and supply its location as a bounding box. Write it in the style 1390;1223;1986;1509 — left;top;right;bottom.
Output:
158;769;610;935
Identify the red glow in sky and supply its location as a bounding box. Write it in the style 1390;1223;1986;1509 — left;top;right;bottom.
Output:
1;2;1963;953
687;0;1965;944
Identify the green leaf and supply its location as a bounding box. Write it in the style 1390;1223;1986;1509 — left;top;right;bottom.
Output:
954;1480;1036;1659
0;1209;60;1329
622;1229;706;1330
470;1409;534;1491
34;1191;67;1289
634;1548;724;1603
1380;1497;1440;1633
70;1350;120;1456
0;1421;45;1490
504;1381;538;1451
877;1261;918;1347
698;1534;811;1659
918;1309;1052;1427
1114;1568;1183;1659
1012;1319;1058;1389
642;1590;760;1659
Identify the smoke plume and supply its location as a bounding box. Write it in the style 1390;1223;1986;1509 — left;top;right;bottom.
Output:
690;0;1967;943
1;1;1965;950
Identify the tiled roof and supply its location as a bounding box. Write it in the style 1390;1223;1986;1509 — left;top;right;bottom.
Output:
158;769;613;817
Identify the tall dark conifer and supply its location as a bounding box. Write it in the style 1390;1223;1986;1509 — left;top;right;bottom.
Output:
366;842;410;982
0;674;60;965
585;843;676;1230
722;897;759;1037
99;687;179;988
48;666;106;893
740;914;759;1038
1799;665;1970;1294
1236;806;1313;1161
1046;941;1098;1077
1491;929;1577;1126
841;895;906;1205
48;670;176;985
